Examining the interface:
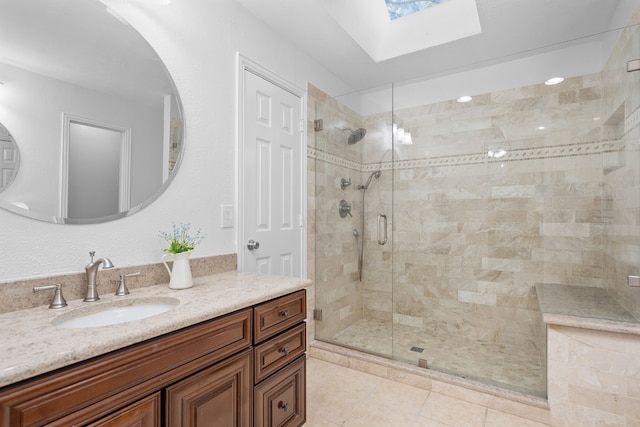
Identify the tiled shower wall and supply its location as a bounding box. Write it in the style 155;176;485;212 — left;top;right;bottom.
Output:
309;87;368;340
376;74;607;358
309;19;640;357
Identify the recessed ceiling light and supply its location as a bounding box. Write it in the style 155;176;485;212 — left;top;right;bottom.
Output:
545;77;564;86
457;95;472;103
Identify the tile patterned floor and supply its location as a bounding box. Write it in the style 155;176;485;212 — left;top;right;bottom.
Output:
306;357;552;427
329;319;546;397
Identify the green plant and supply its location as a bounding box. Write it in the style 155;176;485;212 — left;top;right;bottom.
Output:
159;222;205;254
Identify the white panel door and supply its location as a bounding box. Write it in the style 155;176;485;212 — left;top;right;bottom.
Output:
242;70;303;277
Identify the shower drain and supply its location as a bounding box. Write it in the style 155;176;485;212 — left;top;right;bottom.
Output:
410;346;424;353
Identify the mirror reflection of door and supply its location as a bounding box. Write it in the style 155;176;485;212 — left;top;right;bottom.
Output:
0;124;19;192
62;115;131;220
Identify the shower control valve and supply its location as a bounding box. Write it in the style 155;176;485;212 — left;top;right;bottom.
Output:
340;178;351;190
339;200;352;218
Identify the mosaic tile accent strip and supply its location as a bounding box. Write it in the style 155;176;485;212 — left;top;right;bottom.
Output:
309;140;622;172
308;147;361;172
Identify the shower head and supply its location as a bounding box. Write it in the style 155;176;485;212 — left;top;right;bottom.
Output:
358;170;381;190
348;128;367;144
335;126;367;144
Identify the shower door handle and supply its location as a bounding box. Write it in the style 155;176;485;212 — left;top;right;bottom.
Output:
377;214;387;245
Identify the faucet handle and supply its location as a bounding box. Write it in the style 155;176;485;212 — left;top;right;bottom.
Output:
89;251;95;262
115;272;140;296
33;284;68;309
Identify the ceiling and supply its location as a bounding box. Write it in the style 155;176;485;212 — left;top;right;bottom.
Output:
234;0;638;92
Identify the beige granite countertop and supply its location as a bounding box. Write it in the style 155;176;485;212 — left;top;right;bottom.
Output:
535;283;640;335
0;271;312;388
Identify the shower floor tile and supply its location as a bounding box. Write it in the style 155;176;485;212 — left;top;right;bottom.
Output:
329;319;546;397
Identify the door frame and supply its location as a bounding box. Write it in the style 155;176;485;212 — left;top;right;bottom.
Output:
236;53;307;277
60;113;131;218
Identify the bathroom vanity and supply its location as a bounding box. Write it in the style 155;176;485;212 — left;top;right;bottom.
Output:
0;271;310;427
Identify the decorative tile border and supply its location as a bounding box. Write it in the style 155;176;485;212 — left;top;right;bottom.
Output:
308;147;361;171
309;140;623;172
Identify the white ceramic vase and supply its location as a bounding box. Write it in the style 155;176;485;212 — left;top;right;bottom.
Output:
162;250;194;289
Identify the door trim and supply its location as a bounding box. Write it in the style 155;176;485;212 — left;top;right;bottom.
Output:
236;53;307;277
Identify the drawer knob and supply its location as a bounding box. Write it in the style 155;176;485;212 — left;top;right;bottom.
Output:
279;310;289;318
278;401;289;411
279;345;289;355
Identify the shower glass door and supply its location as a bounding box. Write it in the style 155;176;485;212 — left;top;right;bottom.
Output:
312;85;394;358
389;19;640;397
390;83;549;396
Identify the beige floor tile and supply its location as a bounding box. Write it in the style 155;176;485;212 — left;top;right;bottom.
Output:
485;408;552;427
344;403;445;427
307;383;361;425
366;376;430;414
307;356;554;427
420;392;487;427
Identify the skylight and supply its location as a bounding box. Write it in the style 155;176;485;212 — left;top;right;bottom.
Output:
385;0;450;20
325;0;481;63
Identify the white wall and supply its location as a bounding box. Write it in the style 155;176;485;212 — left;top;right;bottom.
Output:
0;0;352;282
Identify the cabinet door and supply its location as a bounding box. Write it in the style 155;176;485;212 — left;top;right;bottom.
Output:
254;356;305;427
85;392;160;427
166;349;252;427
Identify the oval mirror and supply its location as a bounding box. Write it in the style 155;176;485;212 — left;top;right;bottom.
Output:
0;0;184;224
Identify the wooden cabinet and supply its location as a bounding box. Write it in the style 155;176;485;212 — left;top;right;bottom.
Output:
0;309;252;427
253;290;307;427
0;289;307;427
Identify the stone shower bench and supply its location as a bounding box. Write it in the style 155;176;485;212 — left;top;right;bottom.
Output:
535;282;640;334
534;283;640;426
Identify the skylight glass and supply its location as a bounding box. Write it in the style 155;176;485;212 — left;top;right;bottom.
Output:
385;0;450;20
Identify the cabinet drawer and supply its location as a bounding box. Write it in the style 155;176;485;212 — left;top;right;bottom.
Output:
254;356;305;427
254;323;306;384
85;392;160;427
253;290;306;344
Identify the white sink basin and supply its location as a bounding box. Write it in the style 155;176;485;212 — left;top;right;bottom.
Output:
53;297;179;329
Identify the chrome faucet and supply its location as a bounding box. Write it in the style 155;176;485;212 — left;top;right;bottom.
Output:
84;251;114;302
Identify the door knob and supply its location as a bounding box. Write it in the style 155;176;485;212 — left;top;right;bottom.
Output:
247;240;260;250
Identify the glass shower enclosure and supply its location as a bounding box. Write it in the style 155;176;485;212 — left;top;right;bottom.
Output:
313;17;640;398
